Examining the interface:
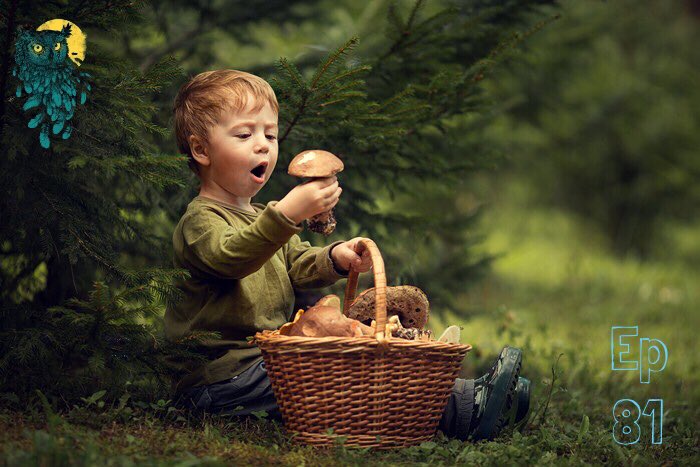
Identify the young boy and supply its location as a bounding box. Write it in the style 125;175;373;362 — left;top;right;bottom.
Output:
166;69;530;441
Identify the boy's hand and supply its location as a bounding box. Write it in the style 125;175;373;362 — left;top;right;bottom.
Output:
276;176;341;225
331;237;373;273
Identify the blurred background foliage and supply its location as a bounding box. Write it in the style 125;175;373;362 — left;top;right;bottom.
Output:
485;0;700;258
114;0;700;305
112;0;561;313
1;0;699;409
1;0;699;461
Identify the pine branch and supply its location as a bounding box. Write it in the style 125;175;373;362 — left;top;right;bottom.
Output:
379;0;453;61
309;36;359;90
36;186;122;278
313;65;371;92
0;0;19;144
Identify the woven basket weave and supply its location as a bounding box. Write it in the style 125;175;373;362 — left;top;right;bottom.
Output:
255;239;471;449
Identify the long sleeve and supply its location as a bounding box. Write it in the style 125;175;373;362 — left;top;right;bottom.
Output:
285;236;349;290
167;196;354;391
178;201;302;280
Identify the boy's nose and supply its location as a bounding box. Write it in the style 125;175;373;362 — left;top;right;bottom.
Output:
253;136;269;154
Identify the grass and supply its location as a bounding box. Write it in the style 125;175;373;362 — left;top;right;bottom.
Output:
2;194;698;465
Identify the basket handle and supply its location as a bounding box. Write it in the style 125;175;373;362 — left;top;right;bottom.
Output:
342;238;387;341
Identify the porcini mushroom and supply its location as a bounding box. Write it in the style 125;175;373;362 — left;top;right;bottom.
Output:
288;150;344;235
284;305;372;338
346;285;430;330
383;315;433;341
278;294;373;338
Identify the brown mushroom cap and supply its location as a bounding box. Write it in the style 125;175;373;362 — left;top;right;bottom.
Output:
285;305;364;337
288;150;344;178
346;285;430;329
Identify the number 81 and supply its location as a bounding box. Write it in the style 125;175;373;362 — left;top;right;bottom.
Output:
613;398;663;445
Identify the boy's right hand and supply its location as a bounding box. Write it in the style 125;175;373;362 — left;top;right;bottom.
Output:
275;176;342;225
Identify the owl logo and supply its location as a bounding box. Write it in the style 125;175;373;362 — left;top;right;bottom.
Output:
12;20;92;149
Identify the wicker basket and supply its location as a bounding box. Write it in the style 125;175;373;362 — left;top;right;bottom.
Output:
254;239;471;449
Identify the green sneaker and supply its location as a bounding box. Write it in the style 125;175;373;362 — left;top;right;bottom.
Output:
469;346;523;441
514;376;531;431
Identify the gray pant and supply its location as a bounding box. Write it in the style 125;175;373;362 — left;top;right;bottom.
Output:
178;358;475;439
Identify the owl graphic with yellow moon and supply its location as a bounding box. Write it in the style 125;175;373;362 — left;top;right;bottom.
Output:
13;19;92;149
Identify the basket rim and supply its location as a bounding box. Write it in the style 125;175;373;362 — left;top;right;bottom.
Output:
254;331;472;352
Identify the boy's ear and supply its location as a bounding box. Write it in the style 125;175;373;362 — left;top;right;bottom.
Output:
189;135;210;167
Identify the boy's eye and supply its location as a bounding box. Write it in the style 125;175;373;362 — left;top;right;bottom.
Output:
266;135;277;141
236;133;251;139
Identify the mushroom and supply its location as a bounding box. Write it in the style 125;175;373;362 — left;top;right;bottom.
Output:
288;150;344;235
437;325;461;344
282;305;373;338
278;295;373;338
380;315;433;341
346;285;430;330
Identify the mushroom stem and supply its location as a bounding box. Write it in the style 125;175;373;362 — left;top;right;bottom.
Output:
287;150;344;235
308;208;337;236
303;175;337;235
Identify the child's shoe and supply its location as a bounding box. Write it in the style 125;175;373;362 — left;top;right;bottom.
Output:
514;376;531;431
469;346;526;441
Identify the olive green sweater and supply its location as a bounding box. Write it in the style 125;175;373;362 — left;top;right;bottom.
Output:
165;195;348;392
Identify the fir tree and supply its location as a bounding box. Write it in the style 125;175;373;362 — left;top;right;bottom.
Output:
120;0;557;314
0;1;200;400
246;0;558;310
0;0;557;401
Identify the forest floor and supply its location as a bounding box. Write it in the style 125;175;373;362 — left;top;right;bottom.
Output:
1;193;699;465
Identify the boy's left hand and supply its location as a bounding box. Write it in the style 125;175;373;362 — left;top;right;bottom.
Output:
331;237;373;273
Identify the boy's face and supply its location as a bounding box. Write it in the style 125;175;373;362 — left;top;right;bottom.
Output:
198;99;278;203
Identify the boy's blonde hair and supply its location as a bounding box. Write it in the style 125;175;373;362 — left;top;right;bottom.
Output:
173;69;279;174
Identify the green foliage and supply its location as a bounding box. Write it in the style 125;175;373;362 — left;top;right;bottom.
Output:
1;279;217;401
487;0;700;257
252;0;558;310
3;188;697;463
1;0;555;400
0;1;209;400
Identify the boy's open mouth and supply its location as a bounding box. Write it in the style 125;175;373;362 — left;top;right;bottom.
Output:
250;162;268;180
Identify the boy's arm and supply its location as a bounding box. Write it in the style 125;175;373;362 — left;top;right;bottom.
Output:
285;235;349;290
179;202;302;279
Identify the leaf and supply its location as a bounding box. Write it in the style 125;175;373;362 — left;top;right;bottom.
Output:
420;441;437;450
35;390;63;429
117;393;130;411
39;124;50;149
68;155;88;169
81;389;107;406
52;120;64;135
22;94;41;111
28;112;44;129
577;414;590;443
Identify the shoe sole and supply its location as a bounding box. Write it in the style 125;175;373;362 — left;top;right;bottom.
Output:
471;347;522;441
514;377;531;430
